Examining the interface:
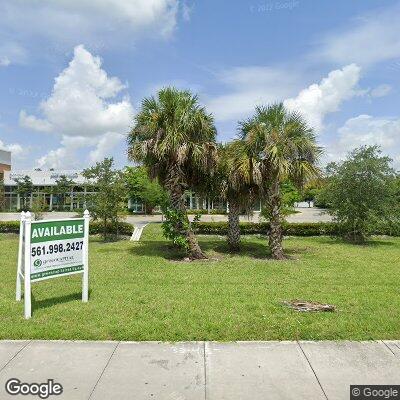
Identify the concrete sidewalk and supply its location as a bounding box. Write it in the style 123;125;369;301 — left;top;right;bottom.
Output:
0;341;399;399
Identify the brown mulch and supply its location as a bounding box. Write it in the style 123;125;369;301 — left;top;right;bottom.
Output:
282;300;335;312
168;256;221;263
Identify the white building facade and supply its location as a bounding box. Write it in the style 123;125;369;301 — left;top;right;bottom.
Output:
3;170;92;211
3;168;260;213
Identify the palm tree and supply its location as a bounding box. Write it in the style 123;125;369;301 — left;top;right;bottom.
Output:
217;141;259;251
128;87;217;259
239;103;322;259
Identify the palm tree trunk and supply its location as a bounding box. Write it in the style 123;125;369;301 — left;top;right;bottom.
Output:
186;228;207;259
167;168;207;260
267;181;285;260
227;199;241;252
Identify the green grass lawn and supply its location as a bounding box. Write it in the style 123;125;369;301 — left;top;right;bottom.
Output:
1;224;399;341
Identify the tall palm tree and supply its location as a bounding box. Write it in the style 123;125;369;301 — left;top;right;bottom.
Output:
239;103;322;259
217;141;259;251
128;87;217;259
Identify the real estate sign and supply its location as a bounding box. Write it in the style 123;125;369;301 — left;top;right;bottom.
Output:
16;211;90;319
30;219;85;281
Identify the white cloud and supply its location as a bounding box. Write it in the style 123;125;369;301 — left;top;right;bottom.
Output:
36;135;95;169
325;114;400;169
0;42;27;66
284;64;362;130
0;140;24;157
370;84;392;98
338;115;400;153
0;57;10;67
207;63;362;130
89;132;125;164
21;45;133;138
0;0;180;55
36;147;72;170
19;111;53;132
37;132;125;169
19;45;134;169
317;4;400;66
206;66;302;121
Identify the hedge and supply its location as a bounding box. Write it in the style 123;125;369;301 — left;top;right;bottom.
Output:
370;220;400;237
192;221;400;237
0;221;20;233
186;209;209;215
2;219;399;237
186;209;227;215
0;220;133;236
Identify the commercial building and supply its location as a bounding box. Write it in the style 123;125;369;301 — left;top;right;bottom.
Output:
3;168;237;213
1;151;259;213
3;170;92;211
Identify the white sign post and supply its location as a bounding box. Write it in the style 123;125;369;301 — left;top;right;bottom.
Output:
16;210;90;319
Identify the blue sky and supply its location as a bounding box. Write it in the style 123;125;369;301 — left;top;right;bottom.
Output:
1;0;400;170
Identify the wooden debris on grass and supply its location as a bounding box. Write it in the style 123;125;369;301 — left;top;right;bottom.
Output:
283;300;335;312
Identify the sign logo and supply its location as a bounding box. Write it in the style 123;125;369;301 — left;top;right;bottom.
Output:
33;259;42;268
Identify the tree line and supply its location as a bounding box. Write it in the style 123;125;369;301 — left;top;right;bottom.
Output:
1;86;399;257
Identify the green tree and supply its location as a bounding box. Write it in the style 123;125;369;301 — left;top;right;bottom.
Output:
217;141;259;251
124;166;167;214
323;146;398;242
128;87;217;259
394;173;400;209
281;181;302;212
302;187;318;207
14;175;34;211
31;196;47;220
82;158;126;241
300;178;325;208
53;175;74;210
239;103;321;259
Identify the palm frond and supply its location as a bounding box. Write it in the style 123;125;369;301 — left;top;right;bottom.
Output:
238;103;323;187
127;86;217;188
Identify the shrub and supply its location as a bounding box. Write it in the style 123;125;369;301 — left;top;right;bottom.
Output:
192;221;400;237
2;220;399;238
186;209;227;215
186;209;208;215
282;222;339;236
322;146;398;242
83;158;127;241
0;221;20;233
370;219;400;237
124;166;167;214
31;197;47;221
161;209;189;249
